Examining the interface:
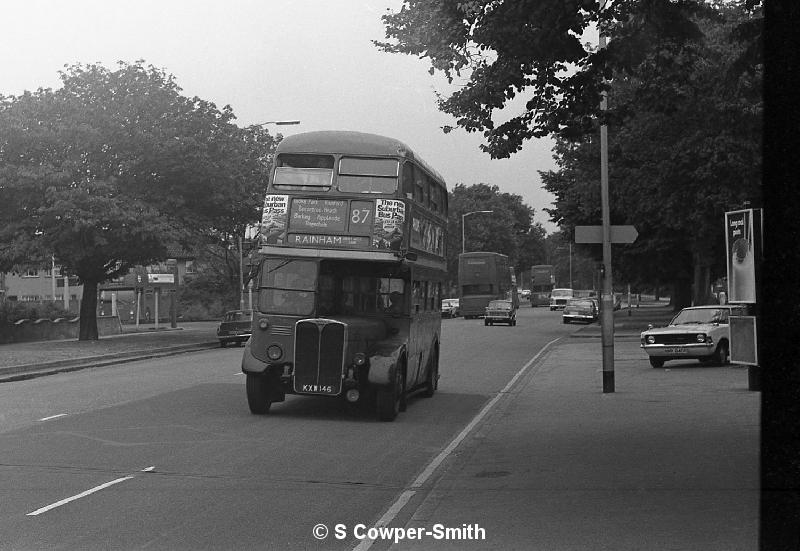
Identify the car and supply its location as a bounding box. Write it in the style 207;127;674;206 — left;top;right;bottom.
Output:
549;288;574;310
440;298;460;318
639;305;747;368
562;298;598;324
484;299;517;326
520;289;531;299
217;309;253;347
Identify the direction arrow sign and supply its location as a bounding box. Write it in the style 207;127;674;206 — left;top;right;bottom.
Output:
574;225;638;244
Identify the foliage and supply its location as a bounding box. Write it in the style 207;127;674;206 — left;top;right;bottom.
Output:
0;301;73;324
446;183;545;284
0;61;277;339
376;0;748;158
541;2;762;306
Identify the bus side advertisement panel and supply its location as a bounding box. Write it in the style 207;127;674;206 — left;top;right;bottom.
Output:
373;199;405;250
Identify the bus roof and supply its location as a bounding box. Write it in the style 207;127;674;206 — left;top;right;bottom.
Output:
276;130;446;186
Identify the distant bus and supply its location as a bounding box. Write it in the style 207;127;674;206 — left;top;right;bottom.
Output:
242;131;448;421
529;264;555;307
458;252;513;318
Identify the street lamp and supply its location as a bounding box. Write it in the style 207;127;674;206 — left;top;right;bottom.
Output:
462;210;494;254
249;120;301;127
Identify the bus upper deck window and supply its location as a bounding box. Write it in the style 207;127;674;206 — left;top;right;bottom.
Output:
273;154;334;190
338;157;399;194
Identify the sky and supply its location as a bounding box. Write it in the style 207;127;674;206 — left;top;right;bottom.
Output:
3;0;559;232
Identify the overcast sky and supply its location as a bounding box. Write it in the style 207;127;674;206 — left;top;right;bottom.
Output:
3;0;559;232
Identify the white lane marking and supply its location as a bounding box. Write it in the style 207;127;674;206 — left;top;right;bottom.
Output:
351;338;560;551
39;414;68;421
26;466;155;516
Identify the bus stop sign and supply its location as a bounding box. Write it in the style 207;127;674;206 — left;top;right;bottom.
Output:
574;225;638;244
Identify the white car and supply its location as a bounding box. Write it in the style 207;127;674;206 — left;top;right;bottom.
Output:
549;288;574;310
440;298;460;318
639;305;747;368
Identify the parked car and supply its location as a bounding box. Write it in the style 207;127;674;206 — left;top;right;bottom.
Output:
562;298;598;324
639;305;747;368
440;298;460;318
217;309;253;347
520;289;531;299
549;288;574;310
484;299;517;326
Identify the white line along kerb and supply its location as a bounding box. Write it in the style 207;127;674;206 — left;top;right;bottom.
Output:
352;338;559;551
26;466;156;517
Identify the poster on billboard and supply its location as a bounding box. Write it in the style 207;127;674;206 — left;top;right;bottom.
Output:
725;209;762;304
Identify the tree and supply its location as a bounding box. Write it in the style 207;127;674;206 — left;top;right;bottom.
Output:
446;183;544;288
377;0;722;158
541;3;762;307
0;61;276;339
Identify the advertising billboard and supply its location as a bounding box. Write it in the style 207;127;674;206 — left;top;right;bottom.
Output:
725;209;762;304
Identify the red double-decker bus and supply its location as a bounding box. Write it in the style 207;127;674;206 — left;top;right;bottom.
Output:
241;131;448;421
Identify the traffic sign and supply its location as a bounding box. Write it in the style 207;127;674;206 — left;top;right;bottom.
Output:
574;225;638;244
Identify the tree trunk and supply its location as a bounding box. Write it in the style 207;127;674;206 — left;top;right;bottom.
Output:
692;260;713;306
79;280;99;340
672;279;692;311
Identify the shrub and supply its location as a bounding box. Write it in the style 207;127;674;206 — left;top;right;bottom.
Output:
0;301;73;324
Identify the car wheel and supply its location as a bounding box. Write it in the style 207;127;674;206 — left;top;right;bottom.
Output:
649;357;666;368
712;341;729;366
377;363;405;422
421;348;439;398
484;319;489;326
246;373;272;414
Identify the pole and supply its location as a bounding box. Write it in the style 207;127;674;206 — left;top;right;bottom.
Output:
569;242;573;288
51;255;57;301
461;214;466;254
239;235;245;310
599;19;615;393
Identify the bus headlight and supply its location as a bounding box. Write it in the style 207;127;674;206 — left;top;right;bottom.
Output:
259;318;269;330
267;345;283;360
353;353;367;366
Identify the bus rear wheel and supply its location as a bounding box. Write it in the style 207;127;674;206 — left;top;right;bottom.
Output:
377;364;405;421
246;373;272;414
422;348;439;398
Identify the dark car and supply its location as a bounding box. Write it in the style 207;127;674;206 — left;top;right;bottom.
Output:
562;298;598;324
484;299;517;326
217;310;253;347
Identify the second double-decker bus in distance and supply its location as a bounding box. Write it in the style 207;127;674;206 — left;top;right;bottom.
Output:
458;252;513;318
530;264;555;307
241;131;448;421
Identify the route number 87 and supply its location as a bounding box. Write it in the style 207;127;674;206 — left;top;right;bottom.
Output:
351;209;371;225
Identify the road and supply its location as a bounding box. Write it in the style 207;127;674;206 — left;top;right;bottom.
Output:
0;306;576;550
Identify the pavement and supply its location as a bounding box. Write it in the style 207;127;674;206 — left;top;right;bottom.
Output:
0;305;760;549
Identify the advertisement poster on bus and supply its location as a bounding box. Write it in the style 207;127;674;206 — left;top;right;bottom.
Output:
373;199;405;250
260;194;289;244
410;217;444;257
725;208;762;303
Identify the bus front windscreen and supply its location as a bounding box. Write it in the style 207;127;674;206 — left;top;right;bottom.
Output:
258;259;318;316
337;157;399;194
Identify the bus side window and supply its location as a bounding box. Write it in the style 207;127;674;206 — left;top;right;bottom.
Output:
412;281;421;313
402;162;416;200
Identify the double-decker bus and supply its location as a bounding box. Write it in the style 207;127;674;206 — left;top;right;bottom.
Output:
458;252;514;318
241;131;447;421
529;264;555;307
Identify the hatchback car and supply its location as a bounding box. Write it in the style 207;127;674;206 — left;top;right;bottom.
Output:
440;298;460;318
562;298;598;324
484;299;517;326
640;305;747;367
217;310;253;347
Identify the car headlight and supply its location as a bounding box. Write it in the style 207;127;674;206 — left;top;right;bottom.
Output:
266;345;283;360
696;333;706;343
646;335;655;344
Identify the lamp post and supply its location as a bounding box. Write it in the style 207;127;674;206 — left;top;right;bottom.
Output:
248;120;301;127
462;210;494;254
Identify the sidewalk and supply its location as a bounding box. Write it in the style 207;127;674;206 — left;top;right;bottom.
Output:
389;323;759;550
0;321;220;382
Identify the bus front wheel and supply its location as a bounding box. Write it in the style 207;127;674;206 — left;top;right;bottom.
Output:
246;373;272;414
422;348;439;398
377;364;405;422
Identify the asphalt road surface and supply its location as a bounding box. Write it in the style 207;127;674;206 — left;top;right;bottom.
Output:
0;306;577;550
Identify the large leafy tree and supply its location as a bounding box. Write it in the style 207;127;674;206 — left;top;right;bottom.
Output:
377;0;721;158
0;61;276;339
542;2;762;307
